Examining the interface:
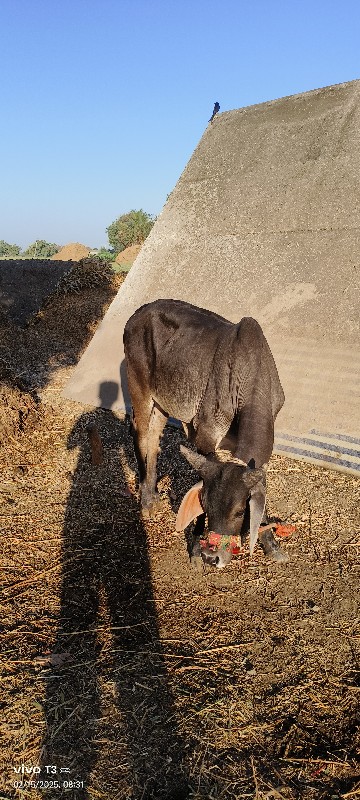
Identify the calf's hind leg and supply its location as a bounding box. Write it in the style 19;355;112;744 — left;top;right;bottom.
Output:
126;363;153;485
129;404;151;486
140;403;167;514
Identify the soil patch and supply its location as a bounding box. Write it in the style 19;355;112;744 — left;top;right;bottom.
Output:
0;266;359;799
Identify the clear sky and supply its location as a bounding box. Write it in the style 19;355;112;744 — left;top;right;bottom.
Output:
1;0;359;250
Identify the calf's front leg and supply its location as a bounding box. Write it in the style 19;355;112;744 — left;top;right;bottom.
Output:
189;513;206;559
258;525;289;563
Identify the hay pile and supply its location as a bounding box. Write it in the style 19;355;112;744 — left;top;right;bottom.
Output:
0;263;359;800
51;242;91;261
0;257;124;394
49;257;116;294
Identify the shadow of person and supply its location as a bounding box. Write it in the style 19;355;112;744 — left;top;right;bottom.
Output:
41;382;189;799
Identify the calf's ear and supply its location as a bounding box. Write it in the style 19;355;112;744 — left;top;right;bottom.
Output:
176;480;204;531
249;482;266;556
242;467;266;490
242;467;267;556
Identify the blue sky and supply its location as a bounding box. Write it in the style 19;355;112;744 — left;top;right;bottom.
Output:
1;0;359;250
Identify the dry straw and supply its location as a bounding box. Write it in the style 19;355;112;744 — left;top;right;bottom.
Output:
0;258;359;799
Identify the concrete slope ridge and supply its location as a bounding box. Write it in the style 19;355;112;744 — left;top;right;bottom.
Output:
64;79;360;476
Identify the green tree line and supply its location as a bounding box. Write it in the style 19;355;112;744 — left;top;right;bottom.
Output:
1;208;156;260
0;239;60;258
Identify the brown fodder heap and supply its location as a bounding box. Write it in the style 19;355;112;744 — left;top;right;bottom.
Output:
51;242;91;261
0;257;125;395
115;243;142;266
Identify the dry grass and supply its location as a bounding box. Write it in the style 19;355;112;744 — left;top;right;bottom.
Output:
0;260;359;799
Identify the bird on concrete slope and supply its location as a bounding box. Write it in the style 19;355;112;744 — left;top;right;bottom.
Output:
209;101;220;123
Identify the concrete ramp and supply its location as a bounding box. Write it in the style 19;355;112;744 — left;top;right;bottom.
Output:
64;80;360;476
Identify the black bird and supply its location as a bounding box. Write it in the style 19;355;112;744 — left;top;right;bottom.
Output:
209;101;220;123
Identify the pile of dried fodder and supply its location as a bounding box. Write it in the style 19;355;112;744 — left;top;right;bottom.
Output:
0;257;124;392
51;243;91;261
0;258;359;800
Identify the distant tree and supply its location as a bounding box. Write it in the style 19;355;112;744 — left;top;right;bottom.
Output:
96;247;115;262
0;240;21;257
22;240;60;258
107;209;154;254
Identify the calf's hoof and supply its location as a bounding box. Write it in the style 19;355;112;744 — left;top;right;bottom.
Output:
268;548;289;563
259;528;290;564
140;485;162;517
190;555;204;572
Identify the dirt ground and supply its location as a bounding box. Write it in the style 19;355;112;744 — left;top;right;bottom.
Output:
0;260;359;800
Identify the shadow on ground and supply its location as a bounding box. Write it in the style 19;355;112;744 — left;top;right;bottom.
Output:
40;398;189;799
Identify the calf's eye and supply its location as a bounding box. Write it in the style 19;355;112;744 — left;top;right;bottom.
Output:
233;509;245;518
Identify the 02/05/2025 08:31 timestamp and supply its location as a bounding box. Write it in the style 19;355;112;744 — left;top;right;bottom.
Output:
13;780;85;789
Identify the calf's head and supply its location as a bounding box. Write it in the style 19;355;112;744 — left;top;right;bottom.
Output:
176;445;266;556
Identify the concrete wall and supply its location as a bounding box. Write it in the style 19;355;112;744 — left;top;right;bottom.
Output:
64;80;360;475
